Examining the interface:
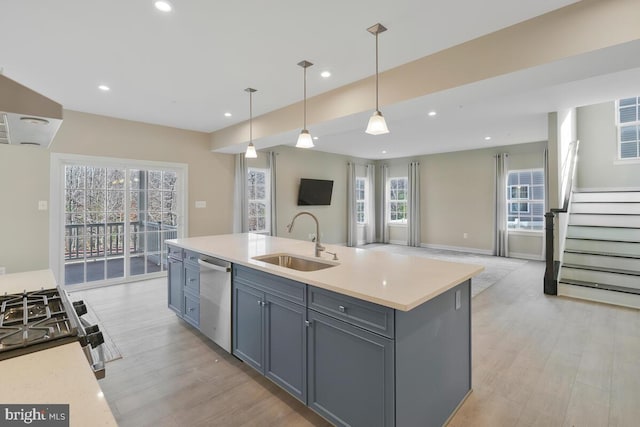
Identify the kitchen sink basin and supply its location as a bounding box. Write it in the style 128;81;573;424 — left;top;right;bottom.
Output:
252;253;337;272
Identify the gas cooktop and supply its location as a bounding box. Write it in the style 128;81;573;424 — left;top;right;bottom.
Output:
0;288;80;360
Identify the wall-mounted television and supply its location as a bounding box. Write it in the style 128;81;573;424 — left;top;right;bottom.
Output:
297;178;334;206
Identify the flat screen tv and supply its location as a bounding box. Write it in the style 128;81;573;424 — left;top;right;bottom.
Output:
297;178;334;206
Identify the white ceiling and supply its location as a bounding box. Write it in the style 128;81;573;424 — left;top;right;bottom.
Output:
2;0;639;160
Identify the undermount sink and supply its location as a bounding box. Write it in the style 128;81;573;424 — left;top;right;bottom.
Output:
252;253;338;272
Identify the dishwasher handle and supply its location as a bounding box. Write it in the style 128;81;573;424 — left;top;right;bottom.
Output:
198;258;231;273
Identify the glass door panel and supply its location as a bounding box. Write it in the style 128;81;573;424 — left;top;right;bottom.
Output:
64;164;182;286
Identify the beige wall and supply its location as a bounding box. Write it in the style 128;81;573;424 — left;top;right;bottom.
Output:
576;102;640;190
261;145;368;245
0;110;234;274
420;141;547;256
0;144;51;273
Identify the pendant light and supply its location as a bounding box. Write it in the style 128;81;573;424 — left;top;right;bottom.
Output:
365;23;389;135
296;60;314;148
245;87;258;158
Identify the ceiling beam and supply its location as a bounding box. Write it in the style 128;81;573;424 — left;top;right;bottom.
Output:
210;0;640;152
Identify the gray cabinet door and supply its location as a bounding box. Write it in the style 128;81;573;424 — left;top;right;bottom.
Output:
167;257;183;315
265;293;307;404
307;310;395;427
232;282;264;372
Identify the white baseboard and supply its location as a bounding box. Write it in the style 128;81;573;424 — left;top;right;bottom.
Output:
389;240;407;245
419;243;493;256
509;251;544;261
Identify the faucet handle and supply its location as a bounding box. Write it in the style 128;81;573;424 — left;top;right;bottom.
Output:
325;251;338;261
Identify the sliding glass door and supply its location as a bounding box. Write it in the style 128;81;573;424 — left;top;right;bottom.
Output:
60;157;185;287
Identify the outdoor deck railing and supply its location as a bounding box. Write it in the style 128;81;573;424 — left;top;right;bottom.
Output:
65;221;177;260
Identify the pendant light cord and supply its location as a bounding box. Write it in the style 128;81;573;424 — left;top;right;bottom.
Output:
375;32;379;112
249;90;253;142
303;65;307;129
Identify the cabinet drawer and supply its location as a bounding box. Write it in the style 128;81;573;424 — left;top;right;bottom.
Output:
184;265;200;294
168;244;183;260
234;265;306;306
308;286;394;338
184;293;200;328
184;250;200;267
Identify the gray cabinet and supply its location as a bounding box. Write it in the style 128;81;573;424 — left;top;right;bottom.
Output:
228;265;471;427
167;246;183;315
307;309;394;427
265;293;307;402
233;267;307;403
233;282;264;371
167;245;200;328
182;252;200;328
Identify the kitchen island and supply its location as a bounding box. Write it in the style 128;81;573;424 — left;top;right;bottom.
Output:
0;270;117;427
167;233;484;427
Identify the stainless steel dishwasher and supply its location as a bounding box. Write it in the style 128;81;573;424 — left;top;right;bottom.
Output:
198;256;232;353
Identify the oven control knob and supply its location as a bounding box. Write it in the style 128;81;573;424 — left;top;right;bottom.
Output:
85;324;99;335
86;331;104;349
73;301;87;317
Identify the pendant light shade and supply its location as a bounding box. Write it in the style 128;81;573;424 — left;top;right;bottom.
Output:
245;88;258;158
366;111;389;135
365;23;389;135
296;60;314;148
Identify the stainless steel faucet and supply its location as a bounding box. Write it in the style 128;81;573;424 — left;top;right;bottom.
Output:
286;211;325;257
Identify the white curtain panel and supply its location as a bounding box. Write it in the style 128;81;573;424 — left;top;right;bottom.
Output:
378;164;390;243
233;154;248;233
268;151;277;236
346;162;357;247
365;163;376;244
495;153;509;257
407;161;421;247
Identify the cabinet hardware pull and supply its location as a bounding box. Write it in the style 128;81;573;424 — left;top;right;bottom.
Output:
304;320;311;327
189;308;194;311
338;305;346;313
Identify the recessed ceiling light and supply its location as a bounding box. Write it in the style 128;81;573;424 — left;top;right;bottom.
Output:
154;1;172;12
224;112;232;117
98;85;110;91
320;71;331;78
313;136;319;140
484;136;492;141
382;150;387;154
428;111;437;117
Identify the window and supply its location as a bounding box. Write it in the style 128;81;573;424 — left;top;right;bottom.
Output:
356;177;366;224
617;97;640;159
247;168;270;233
388;177;408;224
507;169;544;231
55;155;186;287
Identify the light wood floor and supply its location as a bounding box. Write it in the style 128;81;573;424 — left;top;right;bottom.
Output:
74;260;640;427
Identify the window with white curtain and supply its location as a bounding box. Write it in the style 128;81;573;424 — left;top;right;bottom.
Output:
617;97;640;159
388;177;408;224
356;177;366;224
507;169;544;231
247;167;270;233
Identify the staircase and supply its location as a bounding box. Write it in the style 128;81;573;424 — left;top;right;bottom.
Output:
558;190;640;309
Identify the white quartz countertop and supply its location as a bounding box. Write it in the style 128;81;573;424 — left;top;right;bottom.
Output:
0;270;118;427
168;234;484;311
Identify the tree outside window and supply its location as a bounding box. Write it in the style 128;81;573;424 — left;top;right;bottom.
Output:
247;168;270;233
388;177;407;224
617;97;640;159
507;169;544;231
356;177;366;224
